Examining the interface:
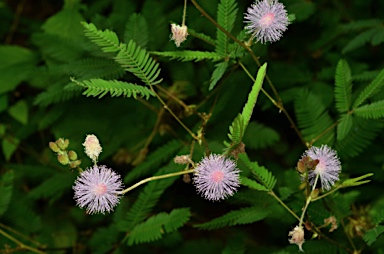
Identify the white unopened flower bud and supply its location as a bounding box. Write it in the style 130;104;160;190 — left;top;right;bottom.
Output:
171;24;188;47
288;225;305;252
83;134;102;164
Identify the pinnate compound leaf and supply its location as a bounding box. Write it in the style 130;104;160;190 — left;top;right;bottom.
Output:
363;225;384;246
353;68;384;109
354;100;384;119
127;208;191;245
71;78;154;99
337;114;353;140
238;153;276;191
195;206;270;230
209;61;229;91
151;51;223;62
334;59;352;113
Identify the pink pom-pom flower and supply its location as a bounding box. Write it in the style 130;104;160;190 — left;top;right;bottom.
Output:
193;154;240;201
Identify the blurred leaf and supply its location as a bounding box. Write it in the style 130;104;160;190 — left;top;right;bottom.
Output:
8;100;28;125
0;171;14;217
2;135;19;161
0;46;37;94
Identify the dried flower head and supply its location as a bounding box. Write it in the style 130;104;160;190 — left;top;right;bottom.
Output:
73;165;124;214
324;216;338;232
302;145;341;191
244;0;289;44
288;225;305;252
171;24;188;47
83;134;102;164
174;155;190;165
193;154;240;201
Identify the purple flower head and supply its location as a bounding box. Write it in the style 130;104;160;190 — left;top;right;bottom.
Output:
73;165;124;214
303;145;341;191
244;0;289;44
193;154;240;201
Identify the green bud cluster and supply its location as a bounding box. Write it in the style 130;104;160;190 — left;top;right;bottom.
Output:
49;138;81;169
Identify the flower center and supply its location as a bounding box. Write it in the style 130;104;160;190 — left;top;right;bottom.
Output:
211;171;224;183
94;183;107;195
260;13;275;27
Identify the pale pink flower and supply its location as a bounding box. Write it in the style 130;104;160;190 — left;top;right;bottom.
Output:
171;24;188;47
303;145;341;191
83;134;102;164
288;225;305;252
73;165;124;214
244;0;289;44
193;154;240;201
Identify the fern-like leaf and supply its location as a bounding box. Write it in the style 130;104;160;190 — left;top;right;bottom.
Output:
335;117;384;158
336;113;353;140
227;114;245;144
238;153;276;191
34;82;82;107
151;50;223;62
194;206;270;230
294;89;334;145
209;61;229;91
71;78;154;99
354;100;384;119
115;40;161;85
353;68;384;108
216;0;238;55
241;63;267;129
82;22;161;85
240;176;268;191
127;208;191;245
118;163;184;235
334;59;352;113
124;13;148;48
342;27;381;54
363;225;384;246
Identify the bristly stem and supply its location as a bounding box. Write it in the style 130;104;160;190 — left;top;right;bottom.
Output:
150;86;199;141
182;0;187;26
0;228;46;254
119;169;195;195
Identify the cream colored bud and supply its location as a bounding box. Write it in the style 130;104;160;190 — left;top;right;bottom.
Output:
288;226;305;252
171;24;188;47
83;134;102;164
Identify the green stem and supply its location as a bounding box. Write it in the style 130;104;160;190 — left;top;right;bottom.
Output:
311;185;341;202
0;228;46;254
119;169;195;195
269;191;300;221
299;174;320;228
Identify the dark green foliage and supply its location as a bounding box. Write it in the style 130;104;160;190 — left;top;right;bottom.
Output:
2;0;384;253
294;89;334;145
71;78;155;99
0;171;13;216
194;205;270;230
127;208;191;245
216;0;238;56
151;50;223;62
238;154;276;191
118;163;184;235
